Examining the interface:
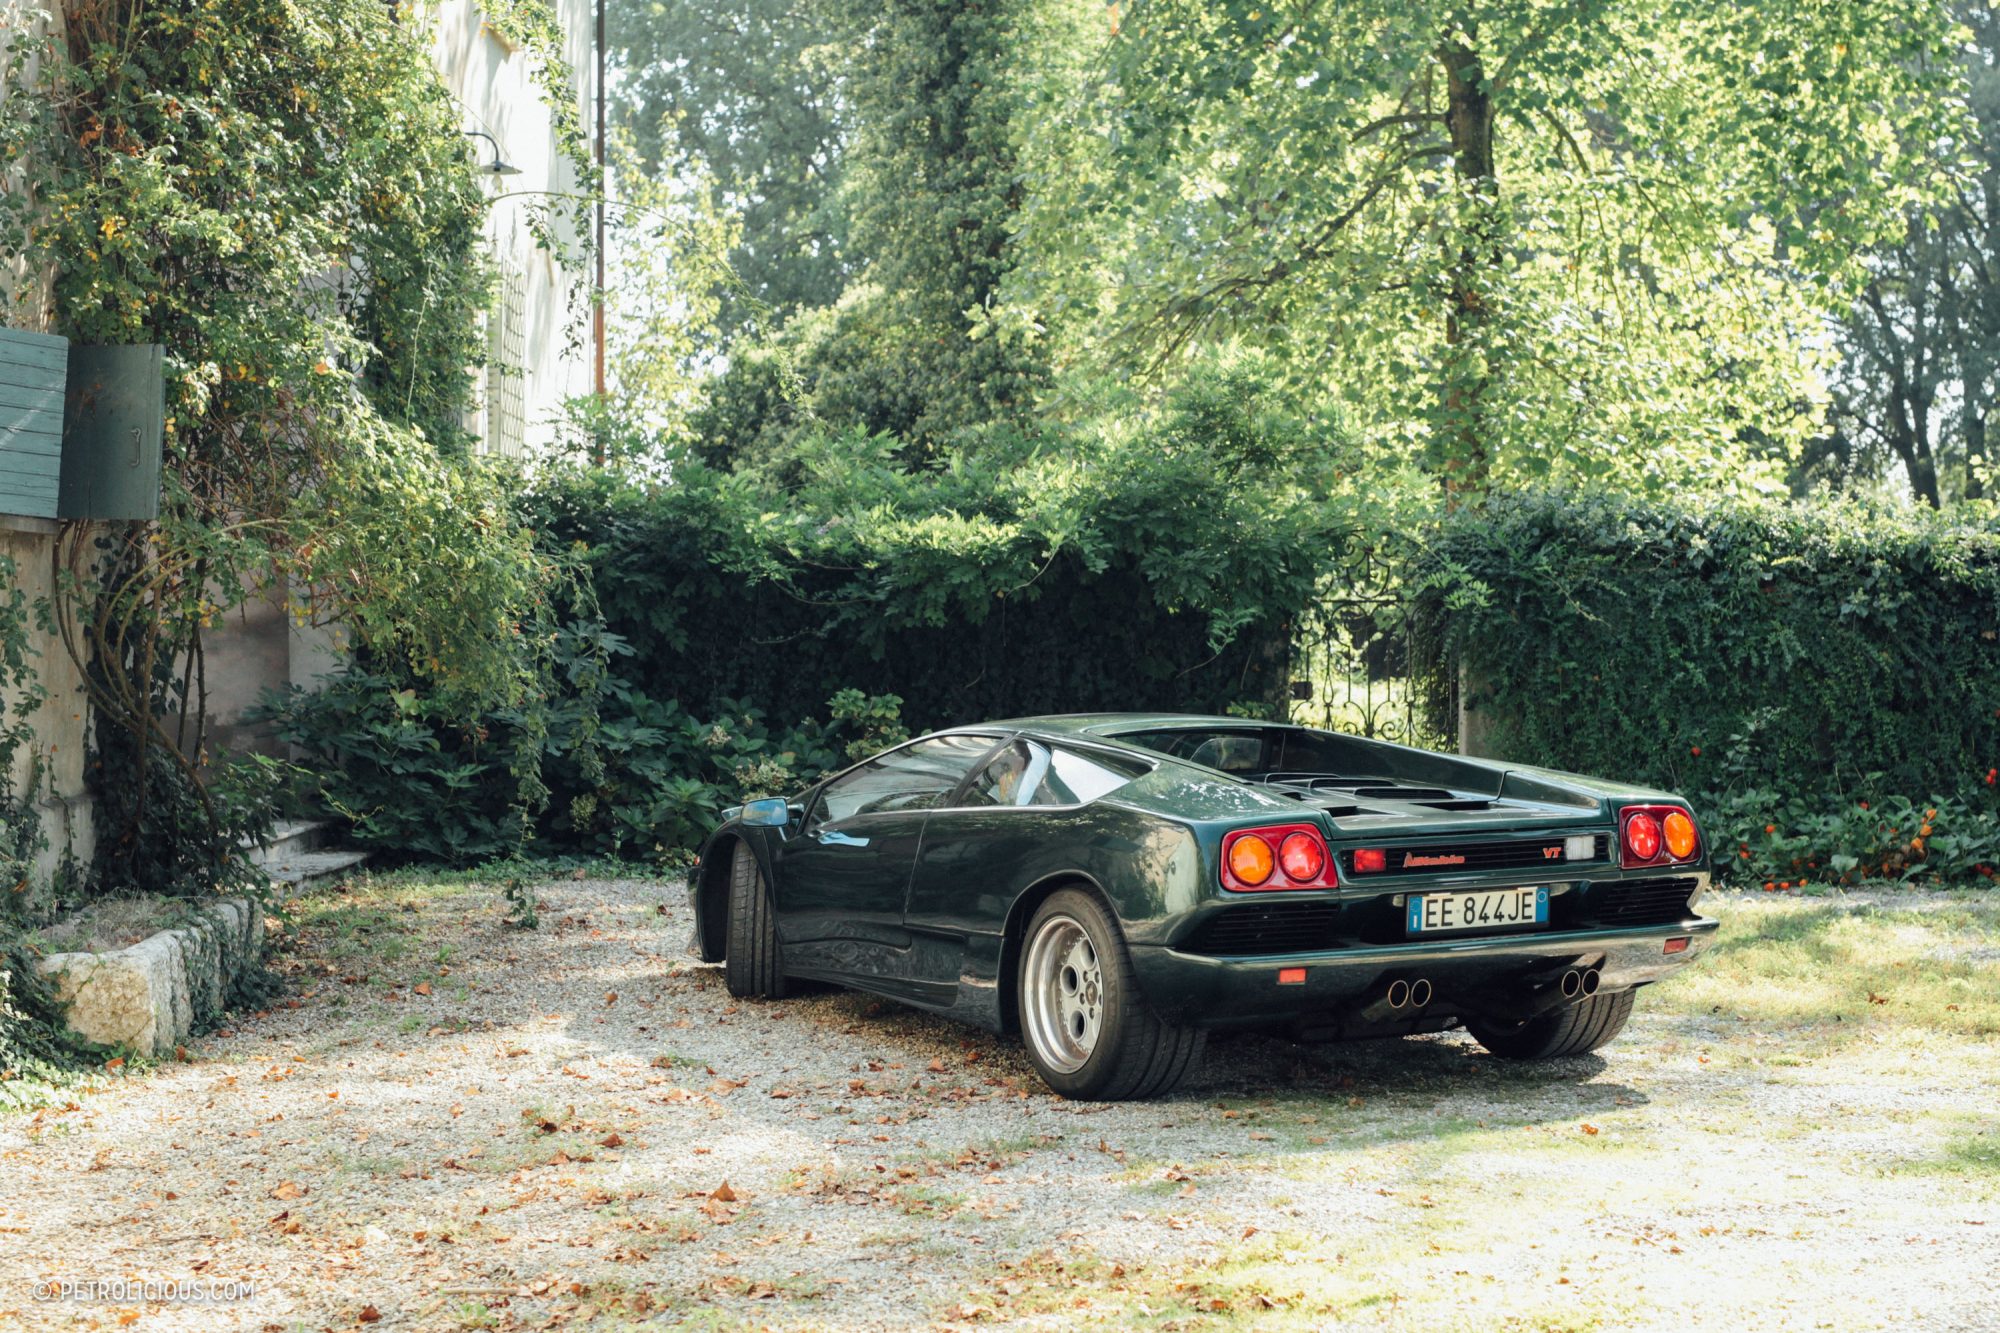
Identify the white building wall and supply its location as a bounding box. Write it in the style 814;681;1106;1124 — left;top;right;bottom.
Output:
428;0;597;459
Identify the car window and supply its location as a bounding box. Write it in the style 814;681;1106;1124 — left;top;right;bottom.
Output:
812;734;1001;825
1117;726;1359;778
962;741;1144;808
963;741;1038;807
1121;728;1273;771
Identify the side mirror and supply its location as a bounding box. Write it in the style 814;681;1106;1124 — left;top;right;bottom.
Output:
739;797;791;827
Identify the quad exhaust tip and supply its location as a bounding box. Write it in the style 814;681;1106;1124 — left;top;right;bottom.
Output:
1385;978;1433;1010
1559;968;1603;1001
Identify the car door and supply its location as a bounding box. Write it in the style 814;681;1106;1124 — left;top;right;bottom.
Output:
772;732;1004;984
903;739;1151;996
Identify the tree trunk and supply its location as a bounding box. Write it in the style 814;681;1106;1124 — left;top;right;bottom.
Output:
1435;35;1499;494
1964;399;1987;502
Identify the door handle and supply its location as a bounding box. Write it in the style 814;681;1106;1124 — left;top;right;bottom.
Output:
816;831;870;848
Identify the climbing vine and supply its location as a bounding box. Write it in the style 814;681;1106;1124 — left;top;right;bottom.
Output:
0;0;567;898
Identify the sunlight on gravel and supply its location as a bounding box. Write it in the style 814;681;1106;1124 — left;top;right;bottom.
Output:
1;876;1996;1331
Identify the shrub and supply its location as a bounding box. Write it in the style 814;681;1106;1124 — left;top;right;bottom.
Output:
258;622;909;864
1412;490;2000;884
523;365;1376;732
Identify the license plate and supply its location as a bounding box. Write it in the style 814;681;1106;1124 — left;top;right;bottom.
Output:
1407;886;1549;934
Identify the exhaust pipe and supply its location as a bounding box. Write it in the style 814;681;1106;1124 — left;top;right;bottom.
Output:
1359;976;1423;1023
1581;968;1601;997
1559;969;1582;1000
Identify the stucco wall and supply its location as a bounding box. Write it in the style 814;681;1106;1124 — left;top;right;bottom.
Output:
0;518;97;884
429;0;596;458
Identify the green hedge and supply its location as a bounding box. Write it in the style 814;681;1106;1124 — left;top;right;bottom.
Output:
521;387;1363;732
1413;491;2000;804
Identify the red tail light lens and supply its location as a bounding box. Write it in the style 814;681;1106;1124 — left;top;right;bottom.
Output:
1625;811;1662;861
1221;825;1336;891
1620;805;1701;868
1278;832;1326;882
1351;847;1387;874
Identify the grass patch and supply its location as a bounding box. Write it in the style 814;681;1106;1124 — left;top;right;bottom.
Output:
1649;894;2000;1038
1894;1126;2000;1180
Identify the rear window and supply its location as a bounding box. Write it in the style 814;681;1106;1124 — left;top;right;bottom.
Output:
1117;726;1357;777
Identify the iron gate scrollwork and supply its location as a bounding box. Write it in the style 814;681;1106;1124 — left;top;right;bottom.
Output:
1289;558;1451;750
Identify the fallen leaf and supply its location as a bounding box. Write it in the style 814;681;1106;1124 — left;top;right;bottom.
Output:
359;1305;382;1322
271;1181;307;1200
709;1181;739;1203
413;982;431;996
1580;1123;1600;1136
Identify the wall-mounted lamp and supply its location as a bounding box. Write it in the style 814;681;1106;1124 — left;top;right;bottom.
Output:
463;130;523;177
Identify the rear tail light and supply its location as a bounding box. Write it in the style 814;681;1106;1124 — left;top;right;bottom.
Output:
1625;811;1662;861
1278;831;1325;882
1226;833;1275;887
1351;847;1387;874
1221;824;1337;891
1620;805;1702;868
1663;810;1697;860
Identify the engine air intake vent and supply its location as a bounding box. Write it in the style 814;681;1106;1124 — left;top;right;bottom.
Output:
1581;876;1698;926
1180;902;1343;957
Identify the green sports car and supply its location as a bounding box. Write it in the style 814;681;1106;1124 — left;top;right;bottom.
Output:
687;715;1716;1099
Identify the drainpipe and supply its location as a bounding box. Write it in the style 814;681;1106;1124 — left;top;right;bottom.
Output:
591;0;607;465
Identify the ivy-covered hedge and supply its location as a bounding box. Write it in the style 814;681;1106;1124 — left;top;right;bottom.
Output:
523;383;1368;732
1414;491;2000;806
267;371;1375;863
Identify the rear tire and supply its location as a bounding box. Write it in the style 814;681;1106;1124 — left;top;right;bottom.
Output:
1467;989;1635;1060
1018;889;1204;1100
724;841;787;999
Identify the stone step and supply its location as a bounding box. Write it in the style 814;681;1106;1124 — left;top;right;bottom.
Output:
263;848;372;895
244;819;332;868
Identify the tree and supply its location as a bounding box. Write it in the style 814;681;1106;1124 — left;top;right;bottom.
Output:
609;0;851;335
1013;0;1966;495
1823;1;1998;506
687;0;1065;463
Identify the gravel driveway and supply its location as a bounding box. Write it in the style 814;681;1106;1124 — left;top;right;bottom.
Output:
1;873;1995;1331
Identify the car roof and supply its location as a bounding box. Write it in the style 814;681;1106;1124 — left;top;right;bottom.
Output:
979;713;1293;738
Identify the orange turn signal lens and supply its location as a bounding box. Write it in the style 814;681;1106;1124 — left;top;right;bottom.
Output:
1277;967;1308;985
1227;833;1274;886
1663;810;1698;860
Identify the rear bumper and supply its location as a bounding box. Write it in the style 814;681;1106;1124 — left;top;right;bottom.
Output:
1131;916;1719;1028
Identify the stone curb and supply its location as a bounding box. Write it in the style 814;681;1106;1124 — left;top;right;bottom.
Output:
32;898;267;1056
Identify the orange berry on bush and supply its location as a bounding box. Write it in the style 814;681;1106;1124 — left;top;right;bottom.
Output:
1764;824;1776;835
1690;745;1701;757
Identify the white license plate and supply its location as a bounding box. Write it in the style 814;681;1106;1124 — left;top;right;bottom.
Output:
1406;886;1549;934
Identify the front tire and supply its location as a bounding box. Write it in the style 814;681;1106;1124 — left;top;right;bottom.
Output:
1018;889;1203;1100
1467;989;1635;1060
724;841;787;999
